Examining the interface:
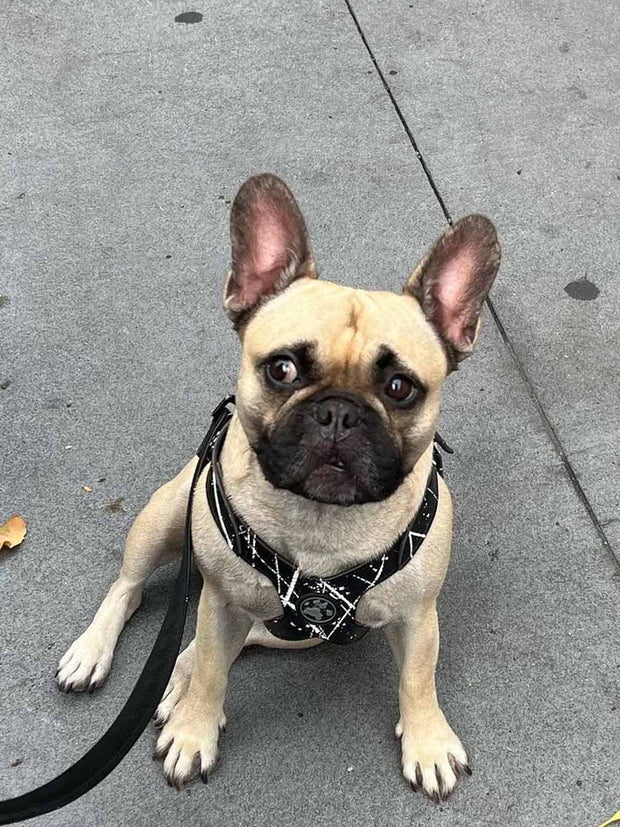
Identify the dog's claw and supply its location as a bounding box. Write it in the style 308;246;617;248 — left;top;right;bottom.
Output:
434;763;446;799
448;752;472;779
200;770;209;784
153;743;170;761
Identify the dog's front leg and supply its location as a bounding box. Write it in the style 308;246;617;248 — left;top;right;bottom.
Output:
57;459;195;692
385;606;470;802
154;577;252;788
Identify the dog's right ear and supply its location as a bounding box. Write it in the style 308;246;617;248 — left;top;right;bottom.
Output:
223;174;317;327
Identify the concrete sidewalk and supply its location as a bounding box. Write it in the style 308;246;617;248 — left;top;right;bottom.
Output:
1;2;618;826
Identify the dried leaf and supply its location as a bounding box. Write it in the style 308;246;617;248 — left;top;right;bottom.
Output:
0;515;27;550
82;485;93;493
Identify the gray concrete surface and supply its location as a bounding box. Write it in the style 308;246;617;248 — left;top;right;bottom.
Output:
1;1;618;826
352;0;620;553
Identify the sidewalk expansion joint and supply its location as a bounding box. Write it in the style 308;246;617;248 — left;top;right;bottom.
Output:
343;0;619;573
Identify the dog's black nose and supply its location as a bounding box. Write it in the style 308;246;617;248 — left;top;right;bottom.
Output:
313;397;361;440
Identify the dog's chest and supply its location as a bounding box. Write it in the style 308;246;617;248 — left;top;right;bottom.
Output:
192;466;451;632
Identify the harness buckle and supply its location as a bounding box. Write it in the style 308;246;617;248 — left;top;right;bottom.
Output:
434;432;454;454
196;395;236;460
211;394;236;419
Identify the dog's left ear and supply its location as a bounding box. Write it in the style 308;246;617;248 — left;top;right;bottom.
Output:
224;173;317;326
405;215;501;367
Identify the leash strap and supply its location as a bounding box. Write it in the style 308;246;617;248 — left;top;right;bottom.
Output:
0;396;235;825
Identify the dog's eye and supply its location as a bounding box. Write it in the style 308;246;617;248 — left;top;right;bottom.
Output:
266;356;299;385
385;374;415;403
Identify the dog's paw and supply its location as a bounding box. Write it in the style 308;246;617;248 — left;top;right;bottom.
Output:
153;699;225;790
399;711;470;802
56;631;114;693
153;640;195;727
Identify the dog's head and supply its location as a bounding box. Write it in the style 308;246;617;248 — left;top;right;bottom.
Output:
223;174;500;506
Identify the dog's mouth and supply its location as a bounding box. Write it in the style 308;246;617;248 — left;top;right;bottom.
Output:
258;447;402;506
297;445;384;505
302;458;360;504
314;447;354;478
324;457;346;472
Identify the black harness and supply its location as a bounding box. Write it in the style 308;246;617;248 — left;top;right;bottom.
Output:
204;398;447;645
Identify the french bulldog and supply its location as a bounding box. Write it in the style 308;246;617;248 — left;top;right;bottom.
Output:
56;173;500;802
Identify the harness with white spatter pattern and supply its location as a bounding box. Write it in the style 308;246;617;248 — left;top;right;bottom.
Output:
203;397;449;646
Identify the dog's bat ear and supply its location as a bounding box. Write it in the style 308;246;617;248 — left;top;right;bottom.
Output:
405;215;501;367
224;173;317;326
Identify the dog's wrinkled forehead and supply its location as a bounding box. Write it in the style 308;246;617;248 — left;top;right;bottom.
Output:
241;278;448;391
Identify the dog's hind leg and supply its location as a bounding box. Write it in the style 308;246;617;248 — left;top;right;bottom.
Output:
153;622;321;728
56;458;197;693
153;639;196;727
244;621;323;649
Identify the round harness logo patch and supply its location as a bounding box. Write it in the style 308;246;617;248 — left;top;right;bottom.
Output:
298;595;338;624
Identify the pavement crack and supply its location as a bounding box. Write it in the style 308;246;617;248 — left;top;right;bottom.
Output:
343;0;452;225
485;298;618;571
343;0;619;573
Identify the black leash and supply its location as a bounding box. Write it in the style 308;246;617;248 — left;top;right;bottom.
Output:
0;396;235;825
